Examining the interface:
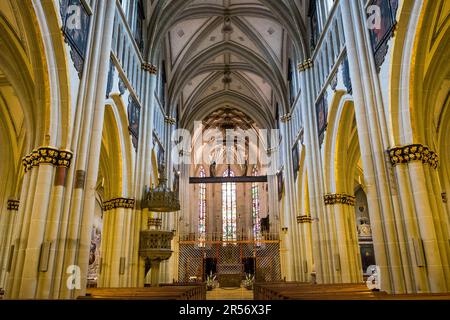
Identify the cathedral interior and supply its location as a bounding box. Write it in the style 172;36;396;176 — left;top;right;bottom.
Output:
0;0;450;301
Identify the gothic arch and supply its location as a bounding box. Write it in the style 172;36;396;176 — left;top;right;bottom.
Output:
99;97;135;201
181;93;274;132
323;91;355;193
390;0;450;147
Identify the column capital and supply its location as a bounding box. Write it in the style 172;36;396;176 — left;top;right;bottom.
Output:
22;147;74;172
266;146;279;155
102;198;135;211
280;113;292;123
387;144;438;169
297;215;312;224
7;199;19;211
164;116;177;125
324;193;355;206
297;58;313;72
142;62;158;75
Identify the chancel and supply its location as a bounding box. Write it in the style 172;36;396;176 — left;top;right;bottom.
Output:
0;0;450;301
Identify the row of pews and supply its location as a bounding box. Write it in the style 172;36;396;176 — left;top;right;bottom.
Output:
254;282;450;300
78;283;206;300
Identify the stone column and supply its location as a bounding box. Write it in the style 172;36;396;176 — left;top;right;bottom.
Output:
98;198;135;287
150;259;161;286
297;60;334;283
279;116;298;280
388;145;450;292
54;0;115;299
6;148;73;299
132;64;158;287
324;194;362;283
297;214;314;282
340;0;405;293
0;199;19;287
37;155;74;298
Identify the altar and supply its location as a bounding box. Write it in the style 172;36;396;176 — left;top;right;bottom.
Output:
218;273;242;287
217;263;242;288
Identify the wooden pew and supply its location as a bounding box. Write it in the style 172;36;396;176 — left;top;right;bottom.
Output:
254;282;450;300
159;282;206;300
78;286;203;300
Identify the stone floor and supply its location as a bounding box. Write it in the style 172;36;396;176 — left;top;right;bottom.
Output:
206;287;254;300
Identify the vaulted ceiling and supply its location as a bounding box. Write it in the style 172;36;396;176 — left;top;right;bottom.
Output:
146;0;309;130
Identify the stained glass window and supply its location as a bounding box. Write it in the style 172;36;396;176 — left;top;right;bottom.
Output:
252;167;261;243
199;167;206;246
222;169;237;241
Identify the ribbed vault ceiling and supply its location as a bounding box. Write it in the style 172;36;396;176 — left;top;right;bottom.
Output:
146;0;309;128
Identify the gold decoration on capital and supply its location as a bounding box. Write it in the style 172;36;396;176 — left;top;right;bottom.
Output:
141;62;158;74
324;193;356;206
7;199;20;211
22;147;74;172
388;144;438;169
297;215;313;224
102;198;135;211
280;113;292;123
297;58;313;72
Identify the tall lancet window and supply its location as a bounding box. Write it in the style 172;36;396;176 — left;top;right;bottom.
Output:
198;167;206;246
252;167;261;242
222;169;237;241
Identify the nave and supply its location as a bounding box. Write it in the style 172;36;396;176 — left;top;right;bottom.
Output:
0;0;450;301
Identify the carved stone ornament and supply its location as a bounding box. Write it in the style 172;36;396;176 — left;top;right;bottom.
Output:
22;147;73;172
7;199;19;211
141;62;158;74
297;58;313;72
388;144;438;169
297;215;313;224
324;193;356;206
102;198;135;211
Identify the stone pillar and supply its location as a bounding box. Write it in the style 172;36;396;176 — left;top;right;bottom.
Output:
281;114;305;280
0;199;19;287
388;145;450;292
324;194;362;283
297;60;334;283
6;147;73;299
150;259;161;286
278;117;297;280
98;198;135;287
132;64;158;287
340;0;405;293
53;0;116;299
297;214;314;282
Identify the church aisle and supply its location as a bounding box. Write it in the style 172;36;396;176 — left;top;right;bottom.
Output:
206;288;253;300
